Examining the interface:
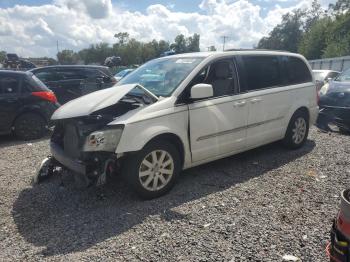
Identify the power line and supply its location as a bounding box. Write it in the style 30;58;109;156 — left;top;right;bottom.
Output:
221;36;229;51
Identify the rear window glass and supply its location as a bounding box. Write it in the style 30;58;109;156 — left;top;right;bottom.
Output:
237;55;282;91
0;74;20;94
283;56;312;85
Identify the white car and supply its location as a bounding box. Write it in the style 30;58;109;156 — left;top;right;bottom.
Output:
39;50;318;199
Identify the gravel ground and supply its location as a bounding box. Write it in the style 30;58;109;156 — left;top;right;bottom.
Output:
0;127;349;261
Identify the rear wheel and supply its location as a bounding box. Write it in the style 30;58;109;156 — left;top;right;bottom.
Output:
14;113;47;140
122;140;181;199
283;110;309;149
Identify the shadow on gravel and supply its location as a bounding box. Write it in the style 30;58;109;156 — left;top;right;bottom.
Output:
12;139;316;256
0;133;50;149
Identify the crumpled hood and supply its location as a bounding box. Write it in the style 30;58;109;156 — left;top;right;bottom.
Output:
51;84;138;120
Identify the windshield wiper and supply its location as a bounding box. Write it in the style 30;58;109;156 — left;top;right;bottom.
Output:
135;84;159;101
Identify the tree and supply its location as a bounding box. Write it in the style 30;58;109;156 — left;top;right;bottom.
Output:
329;0;350;14
0;51;6;63
298;18;330;59
323;13;350;57
56;50;79;65
170;33;201;54
257;9;306;52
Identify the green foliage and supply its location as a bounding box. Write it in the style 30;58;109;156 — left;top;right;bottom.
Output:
0;51;6;63
170;33;200;53
57;49;80;65
298;18;330;59
257;9;306;52
57;33;199;66
257;0;350;59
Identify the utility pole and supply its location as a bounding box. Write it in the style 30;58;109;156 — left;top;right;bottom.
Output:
56;40;59;54
221;36;229;51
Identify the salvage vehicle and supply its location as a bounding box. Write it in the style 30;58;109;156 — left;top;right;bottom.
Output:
35;50;318;199
313;69;340;92
317;93;350;133
30;65;116;104
0;70;58;140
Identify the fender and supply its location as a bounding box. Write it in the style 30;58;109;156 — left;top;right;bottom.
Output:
115;110;192;168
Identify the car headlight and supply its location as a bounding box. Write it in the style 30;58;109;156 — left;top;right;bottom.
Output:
83;125;124;152
319;83;329;96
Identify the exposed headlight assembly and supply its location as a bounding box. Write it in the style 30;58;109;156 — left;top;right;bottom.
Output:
319;83;329;96
83;125;124;152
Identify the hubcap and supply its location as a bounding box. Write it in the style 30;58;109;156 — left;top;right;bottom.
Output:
139;150;174;191
292;117;307;144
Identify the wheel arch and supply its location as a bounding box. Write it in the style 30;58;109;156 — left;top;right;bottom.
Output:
12;109;47;128
142;132;186;168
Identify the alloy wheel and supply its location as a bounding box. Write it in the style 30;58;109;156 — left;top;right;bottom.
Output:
138;150;174;191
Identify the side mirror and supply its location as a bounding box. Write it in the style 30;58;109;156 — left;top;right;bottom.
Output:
326;77;333;82
190;83;213;100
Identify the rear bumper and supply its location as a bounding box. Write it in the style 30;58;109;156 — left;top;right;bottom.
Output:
50;142;86;175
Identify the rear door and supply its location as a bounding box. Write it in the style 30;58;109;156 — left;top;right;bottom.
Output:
0;73;22;133
236;55;289;148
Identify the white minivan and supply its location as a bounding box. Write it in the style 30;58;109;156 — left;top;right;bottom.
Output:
38;50;318;199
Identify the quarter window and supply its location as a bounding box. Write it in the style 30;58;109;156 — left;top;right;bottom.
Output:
283;56;312;85
0;75;20;94
237;55;282;92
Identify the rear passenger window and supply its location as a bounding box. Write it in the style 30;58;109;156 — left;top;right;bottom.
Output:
0;75;20;94
237;55;282;92
57;69;87;80
283;56;312;85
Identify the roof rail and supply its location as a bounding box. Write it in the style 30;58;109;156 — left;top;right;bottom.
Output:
225;48;292;53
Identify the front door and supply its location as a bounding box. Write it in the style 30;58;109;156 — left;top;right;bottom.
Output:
188;58;248;163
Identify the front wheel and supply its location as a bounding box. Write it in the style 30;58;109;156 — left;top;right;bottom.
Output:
283;110;309;149
122;140;181;199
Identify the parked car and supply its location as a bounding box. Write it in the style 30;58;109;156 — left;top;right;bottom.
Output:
0;70;59;140
36;50;318;199
317;90;350;133
114;69;134;82
30;65;116;104
313;69;340;91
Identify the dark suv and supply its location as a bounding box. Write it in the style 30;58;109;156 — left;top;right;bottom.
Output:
0;71;59;140
30;65;116;104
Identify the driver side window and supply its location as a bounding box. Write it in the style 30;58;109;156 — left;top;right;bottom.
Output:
190;59;236;98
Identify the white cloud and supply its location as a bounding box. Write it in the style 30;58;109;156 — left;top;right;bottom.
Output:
0;0;332;58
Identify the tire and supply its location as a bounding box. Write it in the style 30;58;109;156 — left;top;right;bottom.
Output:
14;113;47;140
122;140;181;199
283;110;309;149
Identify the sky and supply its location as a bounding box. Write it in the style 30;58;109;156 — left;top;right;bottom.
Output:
0;0;336;58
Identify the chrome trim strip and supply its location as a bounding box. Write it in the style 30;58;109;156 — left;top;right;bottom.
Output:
197;116;284;141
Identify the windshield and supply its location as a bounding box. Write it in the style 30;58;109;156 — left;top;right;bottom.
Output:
313;71;327;81
115;69;131;77
335;69;350;82
117;57;204;97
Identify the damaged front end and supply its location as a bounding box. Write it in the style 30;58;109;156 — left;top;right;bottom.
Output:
34;84;157;186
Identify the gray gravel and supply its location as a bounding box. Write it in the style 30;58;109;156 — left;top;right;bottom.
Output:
0;127;349;261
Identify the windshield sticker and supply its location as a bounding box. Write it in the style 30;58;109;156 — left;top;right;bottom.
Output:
175;59;196;64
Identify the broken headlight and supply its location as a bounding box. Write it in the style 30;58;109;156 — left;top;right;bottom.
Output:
83;125;124;152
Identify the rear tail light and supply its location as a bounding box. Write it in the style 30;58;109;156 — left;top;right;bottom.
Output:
32;91;57;104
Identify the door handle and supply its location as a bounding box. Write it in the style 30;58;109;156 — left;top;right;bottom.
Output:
234;101;246;107
250;98;262;103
